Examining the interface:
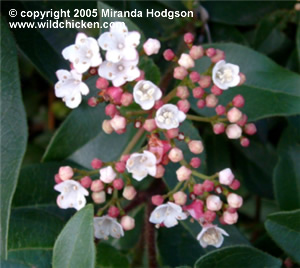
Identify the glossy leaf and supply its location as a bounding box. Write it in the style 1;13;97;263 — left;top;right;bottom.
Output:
96;243;129;268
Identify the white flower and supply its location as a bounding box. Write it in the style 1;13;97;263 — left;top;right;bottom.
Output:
54;69;89;109
133;80;162;110
155;104;186;130
197;224;229;248
94;215;124;239
98;22;140;63
126;150;157;181
62;33;102;73
143;38;161;56
212;60;240;90
99;166;116;184
149;202;187;228
178;53;195;69
54;180;89;211
98;58;140;87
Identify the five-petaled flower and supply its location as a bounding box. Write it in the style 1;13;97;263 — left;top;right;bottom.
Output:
155;104;186;130
197;224;229;248
94;215;124;239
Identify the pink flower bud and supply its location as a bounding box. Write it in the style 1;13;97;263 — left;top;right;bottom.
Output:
240;137;250;147
163;49;175;61
219;168;234;185
211;85;223;96
88;97;98;107
107;86;123;105
91;158;103;169
193;183;203;195
190;157;201;168
105;104;118;118
227;107;242;123
238;73;246;86
230;179;241;190
168;148;184;163
193;87;205;99
177;99;190;113
54;174;63;184
123;185;137;200
227;207;237;213
232;94;245;108
154;164;165;178
115;161;126;173
176;166;192;181
178;53;195;69
213;123;225;134
203;180;214;192
135;70;145;82
96;77;109;90
92;191;106;204
120;92;133;107
215;105;226;115
244;123;257;135
154;100;164;109
198;75;211;88
189;71;201;83
223;211;238;225
58;166;73;181
174;66;188;80
120;154;130;163
226;124;242;139
173;191;187;205
113;178;124;190
189;45;204;59
102;120;114;134
227;193;243;208
206;48;216;57
152;195;164;206
91;180;104;192
211;49;225;63
188;140;204;154
143;119;157;132
184;199;204;219
204;210;216;222
143;38;161;55
166;128;179;139
206;94;218;108
80;176;92;188
176;86;190;99
206;195;223;211
184;32;194;44
108;206;120;218
237;114;248;127
197;99;206;109
110;115;126;131
121;215;135;230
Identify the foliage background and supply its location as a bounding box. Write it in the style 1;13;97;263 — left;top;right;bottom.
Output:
1;1;300;267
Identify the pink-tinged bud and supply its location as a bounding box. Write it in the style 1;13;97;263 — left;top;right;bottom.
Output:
219;216;226;225
193;183;203;195
121;215;135;230
58;166;73;181
193;87;205;99
105;104;118;118
120;154;130;163
88;97;98;107
152;195;164;206
230;179;240;190
177;99;190;113
215;185;223;194
213;123;225;134
238;73;246;86
226;124;242;139
176;166;192;181
91;158;103;169
197;99;206;109
215;105;226;115
166;128;179;139
244;123;257;135
204;210;216;222
232;94;245;108
189;45;204;59
227;193;243;208
188;140;204;154
143;119;157;132
123;185;137;200
113;178;124;190
237;114;248;127
219;168;234;185
162;140;172;154
134;120;142;129
206;48;216;57
203;180;214;192
107;87;123;105
206;195;223;211
161;154;170;166
240;137;250;147
227;207;237;213
154;99;164;109
198;75;211;88
120;92;133;107
178;53;195;69
190;157;201;168
211;85;223;96
174;66;188;80
110;115;126;131
108;206;120;218
211;49;225;63
92;191;106;204
223;211;238;225
115;161;126;173
189;71;201;83
143;38;161;56
154;164;165;178
135;70;145;82
54;174;63;184
184;32;195;44
205;94;218;108
115;128;127;135
102;120;114;134
80;176;92;188
173;191;187;205
163;49;175;61
184;199;204;219
91;180;104;192
106;185;114;194
168;148;184;163
227;107;242;123
177;132;185;141
176;86;190;99
96;77;109;90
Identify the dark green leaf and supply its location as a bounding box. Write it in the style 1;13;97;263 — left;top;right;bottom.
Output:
139;56;161;85
0;18;28;259
297;22;300;70
96;243;129;268
1;260;30;268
